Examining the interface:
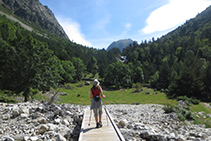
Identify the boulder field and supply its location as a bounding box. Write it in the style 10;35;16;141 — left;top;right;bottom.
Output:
0;102;210;141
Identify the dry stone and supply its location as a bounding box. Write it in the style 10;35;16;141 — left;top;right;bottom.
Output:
0;102;85;141
107;104;211;141
1;102;210;141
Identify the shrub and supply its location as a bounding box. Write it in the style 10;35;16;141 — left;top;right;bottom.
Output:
175;106;194;120
132;83;142;93
163;104;194;121
177;96;199;105
163;104;174;113
185;111;193;120
177;96;189;102
190;98;199;105
178;114;186;121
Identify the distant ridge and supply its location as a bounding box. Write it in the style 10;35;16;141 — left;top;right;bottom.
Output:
107;39;134;51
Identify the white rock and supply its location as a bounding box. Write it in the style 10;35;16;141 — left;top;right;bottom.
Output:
66;111;72;115
63;119;69;125
20;113;29;118
30;136;39;141
2;114;10;120
54;118;61;124
47;123;56;131
24;136;30;141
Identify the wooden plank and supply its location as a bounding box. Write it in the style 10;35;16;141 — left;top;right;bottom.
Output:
104;107;125;141
79;107;124;141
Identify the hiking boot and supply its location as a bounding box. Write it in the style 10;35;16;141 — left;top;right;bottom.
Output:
99;121;102;127
96;123;100;128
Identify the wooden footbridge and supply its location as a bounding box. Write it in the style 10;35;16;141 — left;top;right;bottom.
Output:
79;107;125;141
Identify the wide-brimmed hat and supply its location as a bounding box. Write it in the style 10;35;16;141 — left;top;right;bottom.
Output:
93;79;100;86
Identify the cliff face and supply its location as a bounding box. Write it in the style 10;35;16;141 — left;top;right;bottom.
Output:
0;0;69;39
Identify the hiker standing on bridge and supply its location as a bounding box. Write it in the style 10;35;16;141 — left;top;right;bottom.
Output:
90;79;105;128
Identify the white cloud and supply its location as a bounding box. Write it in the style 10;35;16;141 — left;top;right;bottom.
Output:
57;17;92;47
142;0;211;34
125;23;131;30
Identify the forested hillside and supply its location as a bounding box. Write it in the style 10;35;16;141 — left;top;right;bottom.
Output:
122;5;211;101
0;14;120;101
1;2;211;102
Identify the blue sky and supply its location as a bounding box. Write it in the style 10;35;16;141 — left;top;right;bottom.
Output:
40;0;211;49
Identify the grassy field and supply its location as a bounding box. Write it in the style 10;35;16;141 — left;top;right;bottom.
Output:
33;82;210;113
55;83;177;105
1;82;211;115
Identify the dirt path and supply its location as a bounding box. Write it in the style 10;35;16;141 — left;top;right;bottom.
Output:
0;11;33;31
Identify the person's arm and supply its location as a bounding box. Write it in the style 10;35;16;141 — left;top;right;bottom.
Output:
90;89;93;100
100;86;105;98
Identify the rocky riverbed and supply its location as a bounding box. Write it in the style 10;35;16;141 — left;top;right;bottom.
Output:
0;102;210;141
107;104;211;141
0;101;85;141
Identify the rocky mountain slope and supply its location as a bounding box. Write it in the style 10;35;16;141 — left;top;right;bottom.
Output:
0;0;69;39
107;39;134;51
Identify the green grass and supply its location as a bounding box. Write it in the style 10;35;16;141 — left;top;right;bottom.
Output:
193;117;211;128
46;82;177;105
193;104;211;128
191;103;211;114
0;90;16;103
1;81;211;115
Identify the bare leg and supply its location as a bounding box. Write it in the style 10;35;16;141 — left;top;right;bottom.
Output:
99;113;102;122
95;116;98;123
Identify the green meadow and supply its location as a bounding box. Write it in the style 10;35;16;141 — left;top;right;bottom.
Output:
32;82;211;114
1;81;211;115
53;83;177;105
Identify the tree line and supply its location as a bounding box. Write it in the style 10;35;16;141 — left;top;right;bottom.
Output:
0;15;119;101
1;5;211;102
121;6;211;101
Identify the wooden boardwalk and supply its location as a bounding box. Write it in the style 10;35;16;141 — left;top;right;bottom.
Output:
79;107;125;141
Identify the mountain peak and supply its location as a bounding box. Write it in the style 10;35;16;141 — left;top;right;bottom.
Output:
107;39;134;51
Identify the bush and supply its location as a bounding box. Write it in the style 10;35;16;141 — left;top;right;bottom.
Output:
190;98;199;105
163;104;194;121
163;104;174;113
177;96;199;105
178;114;186;121
175;106;194;120
177;96;189;102
185;111;193;120
132;83;142;93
